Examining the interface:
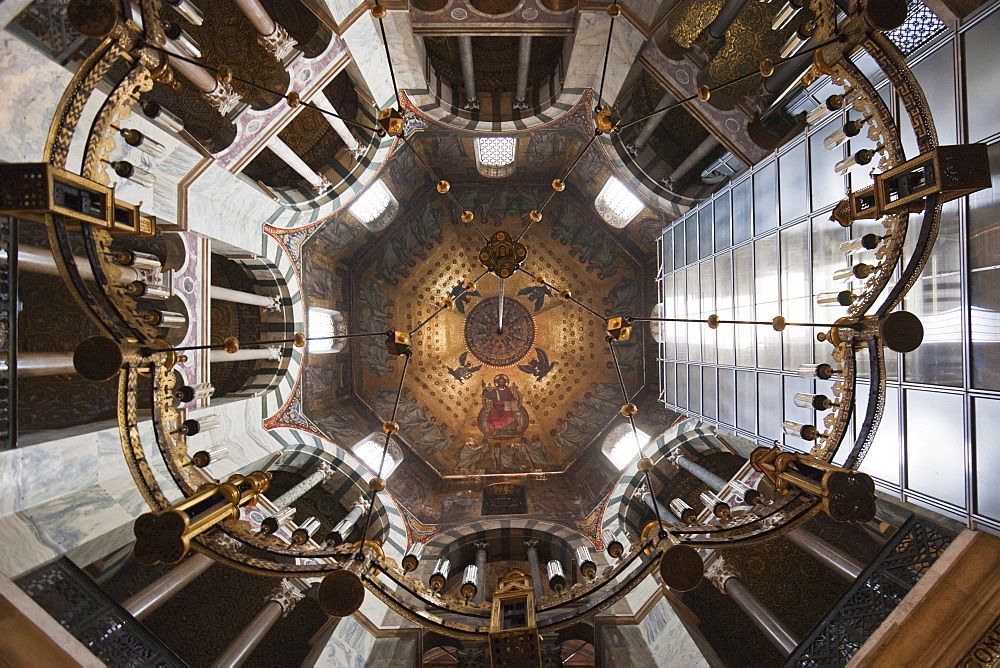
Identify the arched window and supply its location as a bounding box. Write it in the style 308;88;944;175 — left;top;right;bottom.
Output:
348;178;398;231
602;422;651;471
352;432;403;477
594;176;643;228
475;136;517;178
307;307;346;354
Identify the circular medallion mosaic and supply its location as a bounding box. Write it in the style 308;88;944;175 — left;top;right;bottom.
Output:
464;297;535;367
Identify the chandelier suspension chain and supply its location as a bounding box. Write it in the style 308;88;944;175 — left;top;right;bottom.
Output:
608;338;667;537
632;316;860;329
515;267;605;320
399;134;490;243
410;269;489;336
515;132;600;243
596;1;619;110
620;36;845;132
141;44;378;134
373;0;403;111
355;350;412;560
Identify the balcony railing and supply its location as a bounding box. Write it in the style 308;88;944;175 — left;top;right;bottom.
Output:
786;515;956;667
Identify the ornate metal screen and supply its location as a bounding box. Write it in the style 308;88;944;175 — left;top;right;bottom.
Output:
786;516;956;667
15;558;187;668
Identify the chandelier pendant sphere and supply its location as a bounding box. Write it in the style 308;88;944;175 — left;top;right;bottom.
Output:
478;230;527;278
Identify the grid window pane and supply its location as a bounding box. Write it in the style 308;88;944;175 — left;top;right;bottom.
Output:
969;142;1000;390
753;162;778;234
699;203;714;259
719;368;736;426
732;178;753;244
714;192;731;252
903;202;963;387
779;142;809;224
905;389;965;508
810;119;845;210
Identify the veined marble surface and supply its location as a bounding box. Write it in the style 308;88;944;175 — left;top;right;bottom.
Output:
0;30;71;163
189;397;282;479
110;112;202;225
310;616;376;668
0;418;181;577
186;160;282;255
563;11;646;107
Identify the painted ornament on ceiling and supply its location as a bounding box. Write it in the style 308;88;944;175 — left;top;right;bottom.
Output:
478;374;529;439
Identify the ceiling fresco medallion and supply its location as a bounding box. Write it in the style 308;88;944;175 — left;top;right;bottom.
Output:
464;296;535;367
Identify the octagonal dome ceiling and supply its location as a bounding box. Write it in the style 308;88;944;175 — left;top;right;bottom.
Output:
272;96;678;537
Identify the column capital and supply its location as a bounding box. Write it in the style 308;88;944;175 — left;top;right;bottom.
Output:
264;295;282;312
311;174;333;195
316;460;336;480
704;555;738;594
473;541;489;551
267;580;305;615
258;23;298;63
353;496;371;511
523;539;539;549
204;80;241;116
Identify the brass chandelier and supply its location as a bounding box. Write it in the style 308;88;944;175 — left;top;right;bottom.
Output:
3;0;992;646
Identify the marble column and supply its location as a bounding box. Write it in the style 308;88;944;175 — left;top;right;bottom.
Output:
628;90;676;154
122;553;215;621
309;92;363;157
524;540;544;600
210;346;282;364
639;483;680;524
763;49;813;98
266;136;333;195
269;462;335;509
473;542;488;604
705;0;752;41
670;452;864;581
210;580;305;668
165;48;241;116
233;0;298;63
693;0;752;66
210;285;281;311
457;36;479;110
122;534;240;621
666;136;721;186
706;557;800;656
671;453;729;492
513;36;532;110
3;352;76;378
15;245;142;283
786;528;864;581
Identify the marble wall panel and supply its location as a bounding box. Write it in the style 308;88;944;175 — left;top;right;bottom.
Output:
109;112;202;224
340;18;398;108
0;30;71;163
310;616;376;668
563;11;645;107
186;160;280;255
638;597;709;668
